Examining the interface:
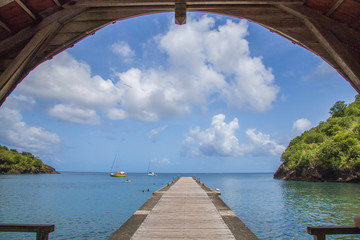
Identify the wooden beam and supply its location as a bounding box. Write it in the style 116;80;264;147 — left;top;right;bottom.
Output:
52;0;62;7
175;0;186;25
0;0;13;8
0;7;86;56
186;0;304;4
278;4;360;92
0;22;62;105
0;20;11;33
15;0;37;21
325;0;345;17
64;0;304;8
190;4;288;15
75;7;169;21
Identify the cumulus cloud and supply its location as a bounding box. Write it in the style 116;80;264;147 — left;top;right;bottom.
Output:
182;114;241;157
110;16;278;121
148;125;167;142
110;67;192;121
110;41;135;62
20;52;121;108
158;16;278;112
3;94;36;110
18;52;121;124
182;114;285;157
244;129;286;156
18;15;279;123
0;108;61;154
292;118;311;135
49;104;101;125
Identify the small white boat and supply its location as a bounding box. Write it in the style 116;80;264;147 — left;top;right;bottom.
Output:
147;160;156;176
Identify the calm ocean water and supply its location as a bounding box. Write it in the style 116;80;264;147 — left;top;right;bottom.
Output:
0;172;360;240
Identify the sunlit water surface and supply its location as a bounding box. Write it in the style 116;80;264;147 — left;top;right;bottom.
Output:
1;173;359;239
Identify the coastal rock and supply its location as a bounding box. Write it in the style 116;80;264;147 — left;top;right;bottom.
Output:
0;164;59;174
274;165;360;183
0;145;59;174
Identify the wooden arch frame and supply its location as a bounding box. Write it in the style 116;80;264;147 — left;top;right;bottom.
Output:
1;0;360;106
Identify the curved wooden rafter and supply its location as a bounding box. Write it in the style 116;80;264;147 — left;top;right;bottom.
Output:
0;0;360;106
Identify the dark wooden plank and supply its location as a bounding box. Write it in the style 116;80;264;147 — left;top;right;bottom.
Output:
307;226;360;235
0;223;54;233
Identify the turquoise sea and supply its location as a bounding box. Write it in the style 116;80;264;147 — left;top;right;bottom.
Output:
1;172;360;239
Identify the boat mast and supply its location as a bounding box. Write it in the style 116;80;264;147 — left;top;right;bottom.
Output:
116;152;119;172
147;160;151;173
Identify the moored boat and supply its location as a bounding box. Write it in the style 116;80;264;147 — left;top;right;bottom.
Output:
110;171;127;177
110;153;127;177
147;160;156;176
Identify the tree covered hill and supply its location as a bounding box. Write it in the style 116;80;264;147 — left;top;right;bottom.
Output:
274;95;360;182
0;145;58;174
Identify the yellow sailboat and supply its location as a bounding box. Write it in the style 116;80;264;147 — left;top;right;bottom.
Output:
110;152;127;177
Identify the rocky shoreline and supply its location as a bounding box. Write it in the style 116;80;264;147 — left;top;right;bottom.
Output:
0;165;59;174
274;165;360;183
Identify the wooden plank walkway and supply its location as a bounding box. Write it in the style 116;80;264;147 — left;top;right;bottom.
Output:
109;176;258;240
132;177;235;239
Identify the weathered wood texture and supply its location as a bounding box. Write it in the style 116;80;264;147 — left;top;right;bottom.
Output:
0;223;54;240
307;225;360;240
130;177;236;239
355;216;360;229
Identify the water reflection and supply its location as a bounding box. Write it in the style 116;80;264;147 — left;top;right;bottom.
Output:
201;174;360;240
280;180;360;239
1;173;359;239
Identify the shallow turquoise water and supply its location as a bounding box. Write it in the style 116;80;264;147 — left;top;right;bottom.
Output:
0;173;359;239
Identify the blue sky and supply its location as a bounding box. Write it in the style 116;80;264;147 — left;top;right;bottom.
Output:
0;13;357;173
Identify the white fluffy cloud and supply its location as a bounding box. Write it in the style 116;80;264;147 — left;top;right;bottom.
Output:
244;129;286;156
18;15;279;123
20;52;121;108
3;94;36;110
49;104;100;125
109;16;278;121
292;118;311;135
0;108;61;154
182;114;285;157
158;16;278;112
183;114;241;157
18;52;121;124
110;41;135;62
148;125;167;142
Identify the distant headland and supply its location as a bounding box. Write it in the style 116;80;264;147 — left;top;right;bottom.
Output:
274;95;360;183
0;145;58;174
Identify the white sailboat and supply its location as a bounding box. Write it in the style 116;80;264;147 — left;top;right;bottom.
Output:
110;152;127;177
147;160;156;176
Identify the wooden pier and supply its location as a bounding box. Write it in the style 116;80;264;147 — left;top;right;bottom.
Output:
109;177;258;240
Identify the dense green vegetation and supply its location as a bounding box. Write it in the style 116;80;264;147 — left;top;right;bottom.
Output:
280;95;360;171
0;145;57;174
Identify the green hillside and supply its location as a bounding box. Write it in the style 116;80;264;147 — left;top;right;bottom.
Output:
274;95;360;182
0;145;58;174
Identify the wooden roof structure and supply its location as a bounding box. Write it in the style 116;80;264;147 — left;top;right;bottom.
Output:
1;0;360;105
